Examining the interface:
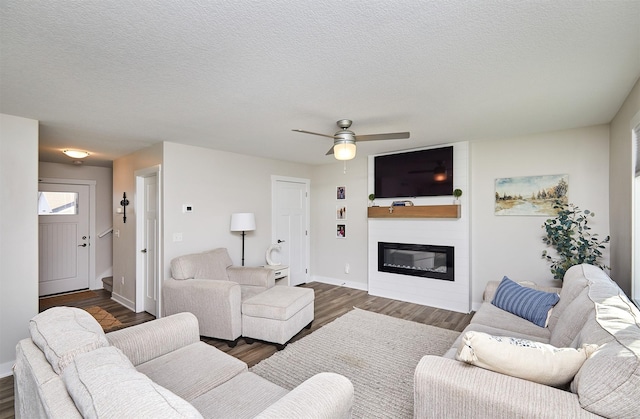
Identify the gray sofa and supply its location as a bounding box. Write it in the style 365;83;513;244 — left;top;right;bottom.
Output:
415;264;640;418
14;309;354;418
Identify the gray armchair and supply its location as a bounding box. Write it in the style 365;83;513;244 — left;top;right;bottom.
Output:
162;248;275;343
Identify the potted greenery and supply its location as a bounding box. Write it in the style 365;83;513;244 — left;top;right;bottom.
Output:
541;200;610;280
453;188;462;204
368;193;376;207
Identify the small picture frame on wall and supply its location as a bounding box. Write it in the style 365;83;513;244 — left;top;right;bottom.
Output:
336;205;346;220
337;224;346;238
337;186;346;200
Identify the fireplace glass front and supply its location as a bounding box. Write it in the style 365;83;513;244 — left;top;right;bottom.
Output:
378;242;454;281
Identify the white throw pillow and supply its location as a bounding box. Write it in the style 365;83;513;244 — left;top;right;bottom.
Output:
455;331;598;387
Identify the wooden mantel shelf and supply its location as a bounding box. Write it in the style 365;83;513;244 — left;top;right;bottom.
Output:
368;204;460;219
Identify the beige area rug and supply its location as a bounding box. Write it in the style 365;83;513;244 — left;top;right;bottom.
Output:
250;308;460;419
84;306;123;331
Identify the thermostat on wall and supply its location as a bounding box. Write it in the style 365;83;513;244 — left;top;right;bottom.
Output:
182;204;194;213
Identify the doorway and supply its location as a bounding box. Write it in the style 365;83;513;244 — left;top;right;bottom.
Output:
135;166;161;316
272;176;310;286
38;180;95;296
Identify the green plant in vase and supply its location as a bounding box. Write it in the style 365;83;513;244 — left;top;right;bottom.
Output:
368;193;376;207
541;200;610;280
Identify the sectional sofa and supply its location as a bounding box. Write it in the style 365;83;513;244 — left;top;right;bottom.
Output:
415;264;640;418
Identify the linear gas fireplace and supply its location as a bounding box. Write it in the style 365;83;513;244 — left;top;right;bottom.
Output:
378;242;454;281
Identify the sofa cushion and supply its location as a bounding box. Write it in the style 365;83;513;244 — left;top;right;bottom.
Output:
549;287;594;348
491;276;560;327
137;342;247;401
456;331;597;387
63;346;202;418
470;303;552;341
171;248;232;280
568;267;640;418
547;264;591;331
191;372;288;419
29;307;109;374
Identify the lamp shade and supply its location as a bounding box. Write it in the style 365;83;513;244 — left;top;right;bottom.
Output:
230;213;256;232
334;141;356;161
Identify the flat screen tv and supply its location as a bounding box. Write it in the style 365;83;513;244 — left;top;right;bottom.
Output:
374;146;454;198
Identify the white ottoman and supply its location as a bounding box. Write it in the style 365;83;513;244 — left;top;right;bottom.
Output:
242;286;314;349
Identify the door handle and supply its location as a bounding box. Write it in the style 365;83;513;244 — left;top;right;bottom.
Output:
78;243;87;247
141;249;147;253
277;239;285;243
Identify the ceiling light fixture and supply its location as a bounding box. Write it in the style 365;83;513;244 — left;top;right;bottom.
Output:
333;139;356;161
63;149;90;159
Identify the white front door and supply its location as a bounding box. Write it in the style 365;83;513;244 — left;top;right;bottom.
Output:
38;183;90;296
143;174;158;316
273;177;310;286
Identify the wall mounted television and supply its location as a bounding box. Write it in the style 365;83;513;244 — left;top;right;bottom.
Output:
374;146;454;198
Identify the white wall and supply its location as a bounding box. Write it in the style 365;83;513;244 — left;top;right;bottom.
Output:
309;126;611;311
162;142;312;281
112;143;163;309
609;76;640;295
310;158;369;289
39;162;113;288
470;125;610;307
0;114;39;377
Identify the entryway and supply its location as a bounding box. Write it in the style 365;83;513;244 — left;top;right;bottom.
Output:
38;180;95;296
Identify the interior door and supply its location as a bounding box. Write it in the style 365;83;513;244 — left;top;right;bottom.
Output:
38;183;90;296
273;178;309;286
143;174;158;316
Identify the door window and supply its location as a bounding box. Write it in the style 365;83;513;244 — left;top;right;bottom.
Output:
38;191;78;215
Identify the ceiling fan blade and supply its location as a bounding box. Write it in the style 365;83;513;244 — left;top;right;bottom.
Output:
325;146;335;155
355;132;410;142
292;129;335;139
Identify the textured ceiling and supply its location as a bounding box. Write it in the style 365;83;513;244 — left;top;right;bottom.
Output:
1;1;639;167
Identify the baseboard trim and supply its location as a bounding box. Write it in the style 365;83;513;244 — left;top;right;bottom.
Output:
0;360;14;378
111;292;135;311
310;276;368;291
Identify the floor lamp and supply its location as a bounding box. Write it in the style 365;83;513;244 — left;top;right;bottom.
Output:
230;213;256;266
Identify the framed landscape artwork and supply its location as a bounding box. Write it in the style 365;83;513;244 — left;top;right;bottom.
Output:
495;174;568;216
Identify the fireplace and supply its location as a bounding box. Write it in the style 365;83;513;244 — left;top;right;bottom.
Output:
378;242;454;281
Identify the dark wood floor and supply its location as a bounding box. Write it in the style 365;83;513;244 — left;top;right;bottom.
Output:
0;282;474;418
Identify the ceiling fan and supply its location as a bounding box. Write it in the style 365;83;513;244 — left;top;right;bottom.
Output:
292;119;410;160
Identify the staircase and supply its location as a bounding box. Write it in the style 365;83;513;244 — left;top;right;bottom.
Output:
101;276;113;294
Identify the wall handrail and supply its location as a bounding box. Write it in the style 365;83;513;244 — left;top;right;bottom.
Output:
98;227;113;238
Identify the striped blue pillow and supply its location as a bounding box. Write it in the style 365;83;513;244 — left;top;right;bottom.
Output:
491;276;560;327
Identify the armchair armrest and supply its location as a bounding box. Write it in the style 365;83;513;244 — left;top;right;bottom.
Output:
162;278;242;340
255;373;353;419
227;266;275;288
414;356;597;418
106;312;199;366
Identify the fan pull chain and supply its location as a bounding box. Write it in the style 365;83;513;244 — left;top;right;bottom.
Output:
343;160;347;174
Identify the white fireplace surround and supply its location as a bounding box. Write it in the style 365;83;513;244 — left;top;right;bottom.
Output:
367;142;471;313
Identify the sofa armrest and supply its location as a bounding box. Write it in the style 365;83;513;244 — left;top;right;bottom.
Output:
227;266;275;288
106;312;200;366
414;356;597;418
162;278;242;340
255;373;354;419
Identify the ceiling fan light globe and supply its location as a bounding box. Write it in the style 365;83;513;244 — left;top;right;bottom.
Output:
334;142;356;161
